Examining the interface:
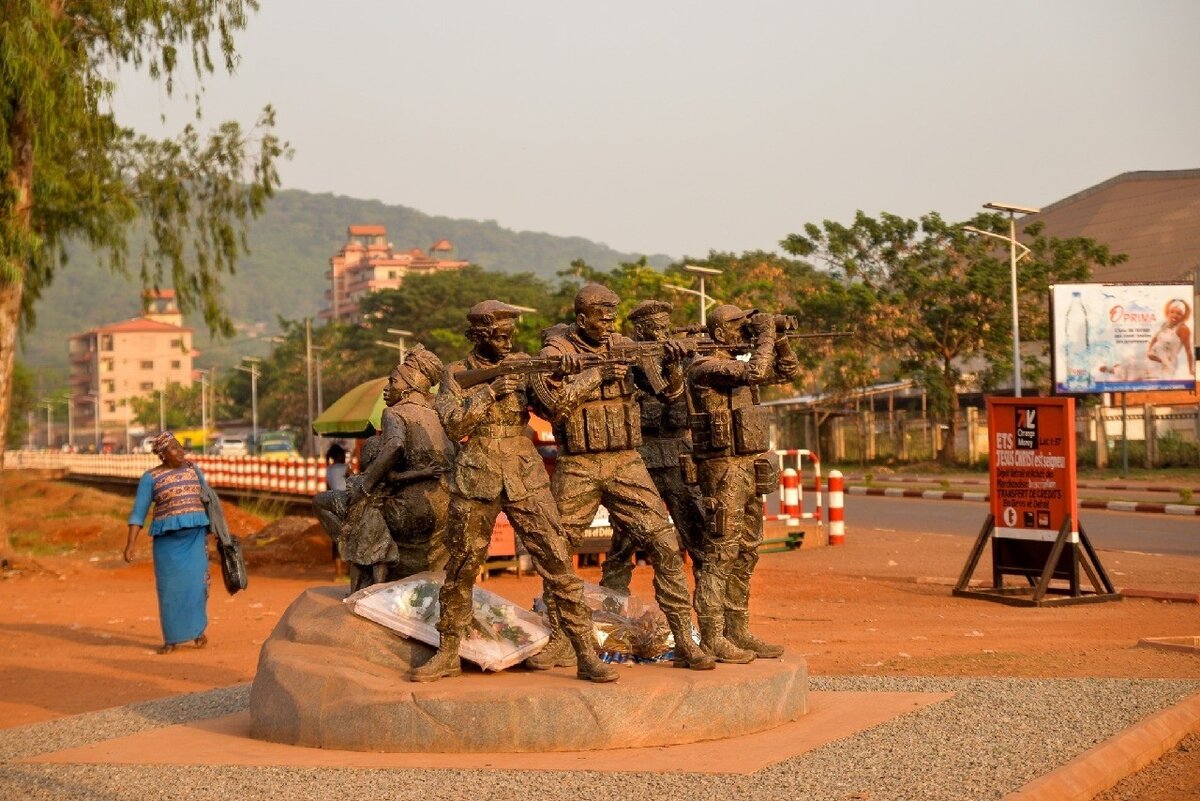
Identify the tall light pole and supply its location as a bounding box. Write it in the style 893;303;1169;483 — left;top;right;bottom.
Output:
65;397;74;450
683;265;722;327
39;399;55;449
387;328;413;362
84;394;100;450
981;202;1040;397
198;371;209;454
158;388;166;432
237;357;261;446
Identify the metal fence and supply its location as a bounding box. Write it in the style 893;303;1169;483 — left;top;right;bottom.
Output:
770;404;1200;468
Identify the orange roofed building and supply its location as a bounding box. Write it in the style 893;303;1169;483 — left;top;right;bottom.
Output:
321;225;469;324
68;290;196;445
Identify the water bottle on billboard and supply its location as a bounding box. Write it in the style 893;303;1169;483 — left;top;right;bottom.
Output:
1064;291;1094;392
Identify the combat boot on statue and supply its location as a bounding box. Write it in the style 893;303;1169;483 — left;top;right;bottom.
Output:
667;613;717;670
410;637;463;682
698;616;755;664
575;648;620;683
525;628;578;670
725;610;784;658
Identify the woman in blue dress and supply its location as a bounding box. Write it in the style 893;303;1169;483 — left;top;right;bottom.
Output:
124;431;213;654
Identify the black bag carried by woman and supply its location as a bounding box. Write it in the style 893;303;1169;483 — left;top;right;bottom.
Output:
200;483;248;594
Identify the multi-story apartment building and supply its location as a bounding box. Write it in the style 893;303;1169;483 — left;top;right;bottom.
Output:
68;290;195;446
320;225;469;324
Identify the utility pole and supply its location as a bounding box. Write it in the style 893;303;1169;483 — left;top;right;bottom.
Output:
39;399;54;450
237;358;261;447
199;372;209;454
158;388;166;432
305;318;315;457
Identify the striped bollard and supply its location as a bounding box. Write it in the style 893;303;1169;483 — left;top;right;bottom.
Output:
828;469;845;546
780;468;801;525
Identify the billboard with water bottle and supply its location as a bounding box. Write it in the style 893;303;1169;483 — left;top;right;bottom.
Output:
1050;283;1196;394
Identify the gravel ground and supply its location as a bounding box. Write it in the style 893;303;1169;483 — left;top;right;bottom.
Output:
1;676;1196;801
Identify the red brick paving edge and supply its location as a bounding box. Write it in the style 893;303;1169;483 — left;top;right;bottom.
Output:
1000;691;1200;801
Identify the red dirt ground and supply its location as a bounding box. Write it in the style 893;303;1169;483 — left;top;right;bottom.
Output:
1;471;1197;797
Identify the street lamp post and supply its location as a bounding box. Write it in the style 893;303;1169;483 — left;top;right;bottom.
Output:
237;358;261;446
158;388;165;432
39;399;54;450
84;394;100;450
980;202;1040;397
198;372;209;454
682;265;723;327
386;328;413;362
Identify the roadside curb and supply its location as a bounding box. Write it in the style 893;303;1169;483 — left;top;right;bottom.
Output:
1121;588;1200;604
1000;690;1200;801
844;485;1200;516
840;474;1200;495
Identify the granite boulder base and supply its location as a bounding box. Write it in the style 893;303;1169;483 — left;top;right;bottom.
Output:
249;586;809;753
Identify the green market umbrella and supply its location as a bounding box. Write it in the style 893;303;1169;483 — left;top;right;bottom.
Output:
312;377;387;438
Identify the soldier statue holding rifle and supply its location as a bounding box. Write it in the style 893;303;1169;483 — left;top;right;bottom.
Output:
531;284;717;671
410;300;619;684
687;305;800;663
599;299;706;595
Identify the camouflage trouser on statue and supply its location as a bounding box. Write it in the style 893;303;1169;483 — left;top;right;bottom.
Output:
693;455;763;620
435;486;593;644
553;450;691;618
599;464;706;594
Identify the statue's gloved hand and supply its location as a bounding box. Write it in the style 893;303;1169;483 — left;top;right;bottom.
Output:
599;361;628;382
662;339;688;362
489;374;522;397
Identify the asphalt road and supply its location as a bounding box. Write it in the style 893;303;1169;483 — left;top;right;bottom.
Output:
844;493;1200;557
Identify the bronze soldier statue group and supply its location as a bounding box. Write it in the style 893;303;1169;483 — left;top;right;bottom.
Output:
315;283;799;685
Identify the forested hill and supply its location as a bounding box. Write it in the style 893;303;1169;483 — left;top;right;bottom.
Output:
21;188;673;384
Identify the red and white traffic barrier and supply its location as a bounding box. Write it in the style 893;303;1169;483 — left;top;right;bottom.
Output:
828;469;845;546
765;449;822;524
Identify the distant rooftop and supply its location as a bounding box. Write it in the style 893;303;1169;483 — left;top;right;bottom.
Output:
1019;169;1200;283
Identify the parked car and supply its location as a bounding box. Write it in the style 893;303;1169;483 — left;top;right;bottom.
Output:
257;438;301;461
215;437;249;457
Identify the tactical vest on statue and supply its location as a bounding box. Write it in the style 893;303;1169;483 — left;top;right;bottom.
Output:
637;393;691;468
688;361;772;460
548;333;643;455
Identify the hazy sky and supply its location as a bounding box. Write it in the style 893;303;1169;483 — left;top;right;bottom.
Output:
113;0;1199;259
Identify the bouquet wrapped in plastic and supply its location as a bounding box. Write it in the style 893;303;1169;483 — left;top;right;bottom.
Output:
536;582;682;663
347;571;551;671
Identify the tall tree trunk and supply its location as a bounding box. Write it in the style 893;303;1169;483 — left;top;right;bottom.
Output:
1;100;35;563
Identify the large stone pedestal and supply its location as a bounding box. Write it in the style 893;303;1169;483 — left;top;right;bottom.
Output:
250;587;808;753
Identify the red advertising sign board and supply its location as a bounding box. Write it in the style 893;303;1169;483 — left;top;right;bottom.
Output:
987;397;1078;542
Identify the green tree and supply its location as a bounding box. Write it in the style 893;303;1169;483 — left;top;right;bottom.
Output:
128;381;203;431
783;211;1124;463
1;1;286;555
4;361;34;449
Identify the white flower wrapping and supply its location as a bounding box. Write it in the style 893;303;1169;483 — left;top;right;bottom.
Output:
346;571;551;671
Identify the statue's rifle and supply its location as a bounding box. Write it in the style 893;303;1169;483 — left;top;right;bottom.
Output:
453;356;583;391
